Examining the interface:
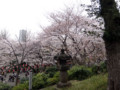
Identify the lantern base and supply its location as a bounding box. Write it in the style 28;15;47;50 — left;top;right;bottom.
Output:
57;81;71;88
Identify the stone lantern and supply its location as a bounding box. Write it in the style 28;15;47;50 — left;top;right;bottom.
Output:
54;49;71;88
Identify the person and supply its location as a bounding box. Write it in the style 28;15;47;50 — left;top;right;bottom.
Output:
0;75;1;80
1;76;3;82
25;73;27;77
3;79;6;83
4;72;6;77
8;75;11;82
2;71;4;75
13;72;16;78
13;69;15;74
11;75;14;82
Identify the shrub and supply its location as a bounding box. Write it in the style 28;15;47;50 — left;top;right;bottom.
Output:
68;65;92;80
100;61;107;73
45;66;58;78
12;81;28;90
47;77;59;86
92;65;100;74
53;71;60;79
46;71;60;86
32;73;48;89
0;82;11;90
20;77;29;84
13;73;49;90
92;62;107;74
12;73;49;90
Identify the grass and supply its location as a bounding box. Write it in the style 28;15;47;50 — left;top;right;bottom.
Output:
42;73;108;90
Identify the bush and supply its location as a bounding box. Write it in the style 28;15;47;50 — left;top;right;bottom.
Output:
32;73;48;89
92;62;107;74
12;81;28;90
53;71;60;79
100;61;107;73
68;65;92;80
12;73;48;90
20;77;29;84
0;82;11;90
92;65;100;74
46;71;60;86
47;77;59;86
45;66;58;78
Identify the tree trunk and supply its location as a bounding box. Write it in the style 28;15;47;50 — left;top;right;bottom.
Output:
15;68;20;85
99;0;120;89
106;42;120;90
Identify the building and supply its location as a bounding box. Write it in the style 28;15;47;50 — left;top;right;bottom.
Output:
19;30;27;42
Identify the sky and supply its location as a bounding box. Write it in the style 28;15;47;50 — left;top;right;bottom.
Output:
0;0;90;39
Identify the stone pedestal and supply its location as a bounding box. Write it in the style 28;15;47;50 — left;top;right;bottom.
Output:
57;70;71;88
60;71;68;83
57;81;71;88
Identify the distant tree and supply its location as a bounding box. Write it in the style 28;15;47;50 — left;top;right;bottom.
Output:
0;30;9;40
3;33;34;85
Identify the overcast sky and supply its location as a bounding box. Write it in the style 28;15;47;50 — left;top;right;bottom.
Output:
0;0;90;39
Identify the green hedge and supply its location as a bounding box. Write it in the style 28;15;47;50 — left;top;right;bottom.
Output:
47;77;58;86
45;66;58;78
68;65;92;80
20;77;29;84
46;71;60;86
12;81;28;90
32;73;48;89
12;73;48;90
0;82;11;90
92;62;107;74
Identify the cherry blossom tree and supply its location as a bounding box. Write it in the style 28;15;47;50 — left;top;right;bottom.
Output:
38;6;105;65
1;31;35;85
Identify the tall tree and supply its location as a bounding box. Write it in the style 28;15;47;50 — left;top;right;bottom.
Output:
98;0;120;90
